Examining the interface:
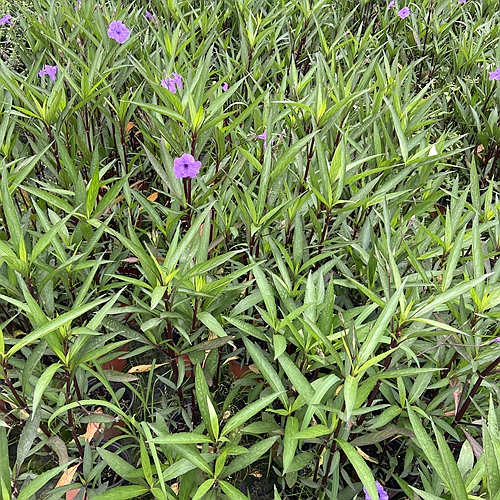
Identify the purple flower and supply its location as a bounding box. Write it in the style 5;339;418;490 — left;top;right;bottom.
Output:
108;20;130;44
144;10;154;19
161;73;182;93
457;0;466;3
489;67;500;81
363;482;388;500
0;14;12;25
39;65;58;82
388;1;395;7
397;6;410;18
222;82;229;92
171;73;182;91
173;153;201;179
257;130;274;148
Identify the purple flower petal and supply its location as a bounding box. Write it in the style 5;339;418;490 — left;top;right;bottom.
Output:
387;0;395;7
397;6;410;18
39;64;58;82
0;14;12;25
108;20;130;44
173;153;202;179
161;73;182;93
144;10;154;19
222;82;229;92
489;67;500;81
363;481;389;500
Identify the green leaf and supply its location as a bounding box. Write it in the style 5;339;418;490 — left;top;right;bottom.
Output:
273;334;287;360
242;338;287;407
278;351;314;404
407;405;445;484
335;439;379;500
31;363;62;416
151;285;167;310
433;423;468;500
357;279;407;366
98;447;142;483
192;479;215;500
219;480;252;500
91;485;150;500
16;463;69;500
343;374;359;423
0;427;10;500
251;261;277;327
413;275;491;319
168;444;213;476
7;297;108;358
197;312;228;339
221;391;282;437
220;436;279;478
195;364;217;442
150;432;213;445
283;416;299;474
293;425;331;440
207;396;220;442
16;405;41;474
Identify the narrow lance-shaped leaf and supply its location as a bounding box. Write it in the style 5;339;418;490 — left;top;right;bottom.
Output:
357;279;407;366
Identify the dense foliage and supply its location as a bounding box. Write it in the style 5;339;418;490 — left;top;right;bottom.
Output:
1;0;500;498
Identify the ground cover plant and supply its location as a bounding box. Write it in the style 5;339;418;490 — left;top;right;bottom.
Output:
1;0;500;498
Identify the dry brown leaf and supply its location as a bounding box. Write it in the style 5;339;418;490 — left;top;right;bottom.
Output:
82;408;103;442
248;364;260;374
122;257;139;263
170;483;179;495
56;463;81;487
127;362;170;374
125;122;135;134
147;192;159;202
223;356;239;365
451;377;462;416
463;428;483;458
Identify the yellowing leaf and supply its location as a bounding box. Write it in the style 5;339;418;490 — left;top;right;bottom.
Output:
127;362;170;374
356;446;378;464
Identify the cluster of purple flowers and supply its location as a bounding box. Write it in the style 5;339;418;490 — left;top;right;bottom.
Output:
162;73;183;93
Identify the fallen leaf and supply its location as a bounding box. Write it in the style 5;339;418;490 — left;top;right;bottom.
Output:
56;463;81;487
82;409;103;442
127;362;170;374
